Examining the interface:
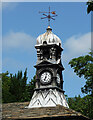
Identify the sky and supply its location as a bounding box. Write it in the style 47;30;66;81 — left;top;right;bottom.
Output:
1;2;91;98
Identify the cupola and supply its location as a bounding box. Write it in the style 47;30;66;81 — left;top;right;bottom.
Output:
36;26;62;47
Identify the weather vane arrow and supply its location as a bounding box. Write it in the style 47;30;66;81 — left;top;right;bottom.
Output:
39;6;58;26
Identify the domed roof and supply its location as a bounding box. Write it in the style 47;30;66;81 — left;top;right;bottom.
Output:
36;26;62;47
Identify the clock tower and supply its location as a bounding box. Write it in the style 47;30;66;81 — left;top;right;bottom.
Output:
28;26;69;108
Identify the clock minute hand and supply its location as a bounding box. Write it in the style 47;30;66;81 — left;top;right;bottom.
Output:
44;76;47;81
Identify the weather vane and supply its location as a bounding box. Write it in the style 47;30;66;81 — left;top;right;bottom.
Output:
39;6;58;26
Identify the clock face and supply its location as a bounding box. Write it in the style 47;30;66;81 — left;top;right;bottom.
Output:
56;73;60;84
40;71;51;84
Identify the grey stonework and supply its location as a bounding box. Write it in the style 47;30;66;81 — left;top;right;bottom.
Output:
28;27;68;108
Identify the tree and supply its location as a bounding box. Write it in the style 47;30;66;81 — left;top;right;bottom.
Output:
69;52;93;96
68;52;93;119
68;95;93;119
2;71;16;103
2;69;36;103
87;0;93;14
26;75;36;101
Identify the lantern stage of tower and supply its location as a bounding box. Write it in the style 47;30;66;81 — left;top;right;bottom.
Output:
28;26;69;108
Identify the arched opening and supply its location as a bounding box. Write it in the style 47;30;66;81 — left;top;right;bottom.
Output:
43;41;47;45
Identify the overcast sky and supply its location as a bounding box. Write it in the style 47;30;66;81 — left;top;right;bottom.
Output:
1;2;91;98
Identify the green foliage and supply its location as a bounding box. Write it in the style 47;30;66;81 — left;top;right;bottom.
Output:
69;52;93;95
2;71;14;103
68;95;93;119
2;69;36;103
69;52;93;119
26;75;36;101
87;0;93;14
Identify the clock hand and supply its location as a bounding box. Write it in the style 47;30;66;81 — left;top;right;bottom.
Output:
44;76;47;81
43;73;47;81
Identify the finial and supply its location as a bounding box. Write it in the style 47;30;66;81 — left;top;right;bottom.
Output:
39;6;58;27
46;26;52;31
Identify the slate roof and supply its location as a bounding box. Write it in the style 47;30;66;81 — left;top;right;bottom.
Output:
2;102;90;120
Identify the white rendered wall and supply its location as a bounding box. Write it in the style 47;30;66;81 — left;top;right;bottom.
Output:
28;89;69;108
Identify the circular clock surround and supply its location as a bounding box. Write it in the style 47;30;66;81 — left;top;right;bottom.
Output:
40;71;52;84
56;73;60;84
